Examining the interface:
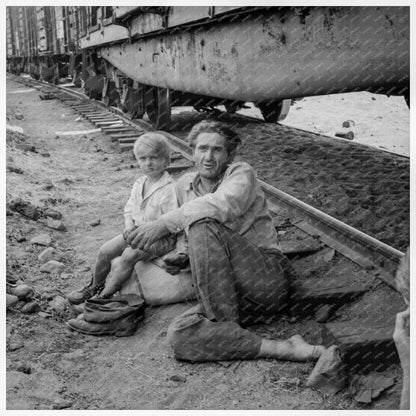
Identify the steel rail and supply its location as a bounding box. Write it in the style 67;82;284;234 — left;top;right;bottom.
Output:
11;75;405;289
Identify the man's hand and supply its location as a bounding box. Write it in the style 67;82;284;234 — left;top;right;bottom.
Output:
127;219;170;251
123;226;136;241
163;252;190;275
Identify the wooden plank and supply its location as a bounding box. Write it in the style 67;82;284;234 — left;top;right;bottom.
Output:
110;132;141;139
93;120;122;126
101;127;133;133
322;320;399;372
289;277;368;320
280;238;322;258
118;137;139;144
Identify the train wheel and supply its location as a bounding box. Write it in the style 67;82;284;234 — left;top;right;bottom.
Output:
258;99;291;122
145;86;171;131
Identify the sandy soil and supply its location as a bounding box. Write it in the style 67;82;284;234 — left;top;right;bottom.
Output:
5;77;408;410
237;92;410;156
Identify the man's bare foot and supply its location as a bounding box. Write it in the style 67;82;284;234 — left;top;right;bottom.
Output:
286;335;326;361
258;335;326;361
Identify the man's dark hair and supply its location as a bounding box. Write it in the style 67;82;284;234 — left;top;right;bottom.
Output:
187;120;241;154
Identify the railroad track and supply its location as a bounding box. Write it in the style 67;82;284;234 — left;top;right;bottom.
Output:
11;74;406;377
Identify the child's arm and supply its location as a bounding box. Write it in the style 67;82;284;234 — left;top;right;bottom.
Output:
123;182;138;239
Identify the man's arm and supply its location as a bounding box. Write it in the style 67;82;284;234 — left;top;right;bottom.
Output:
127;163;258;250
163;163;258;233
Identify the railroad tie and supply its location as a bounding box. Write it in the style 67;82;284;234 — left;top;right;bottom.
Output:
322;320;398;373
289;277;369;321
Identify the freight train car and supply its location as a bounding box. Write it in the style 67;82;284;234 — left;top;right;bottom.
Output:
6;6;85;84
7;6;410;131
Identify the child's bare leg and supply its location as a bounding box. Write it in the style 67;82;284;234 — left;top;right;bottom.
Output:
92;234;127;286
99;247;149;297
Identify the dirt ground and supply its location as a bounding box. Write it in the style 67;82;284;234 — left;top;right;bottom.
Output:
5;77;408;410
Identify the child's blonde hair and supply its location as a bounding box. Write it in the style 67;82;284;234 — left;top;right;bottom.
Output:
133;132;171;164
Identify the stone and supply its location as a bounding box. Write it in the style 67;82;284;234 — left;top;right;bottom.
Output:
342;120;355;128
40;260;65;273
8;341;24;351
9;198;42;220
90;219;100;227
49;296;69;314
6;283;32;299
16;143;37;153
31;234;52;246
38;247;62;264
306;345;347;394
170;375;187;383
15;234;27;242
38;311;53;319
45;218;66;231
335;131;354;140
60;273;71;279
15;362;32;374
43;208;62;220
7;165;24;174
42;181;54;191
21;301;41;314
6;294;19;308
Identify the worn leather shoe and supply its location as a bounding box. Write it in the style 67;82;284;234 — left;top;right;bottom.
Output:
84;294;145;323
66;308;145;337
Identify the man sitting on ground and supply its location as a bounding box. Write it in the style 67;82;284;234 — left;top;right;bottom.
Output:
127;120;326;362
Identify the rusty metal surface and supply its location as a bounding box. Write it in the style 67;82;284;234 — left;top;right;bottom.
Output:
98;6;408;102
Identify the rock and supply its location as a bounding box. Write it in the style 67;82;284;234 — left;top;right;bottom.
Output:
342;120;355;128
21;301;41;314
45;218;66;231
38;311;53;319
41;152;51;157
8;341;24;351
52;399;73;409
31;234;52;246
60;273;71;279
15;234;27;242
80;266;91;272
6;294;19;308
42;181;54;191
15;362;32;374
170;375;187;383
90;219;100;227
10;198;42;220
40;260;65;273
6;283;33;299
43;208;62;220
16;143;37;153
7;165;24;174
306;345;347;394
49;296;69;314
38;247;62;264
6;204;14;216
15;113;24;120
335;131;354;140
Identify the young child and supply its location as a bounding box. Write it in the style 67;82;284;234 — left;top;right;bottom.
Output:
67;132;183;303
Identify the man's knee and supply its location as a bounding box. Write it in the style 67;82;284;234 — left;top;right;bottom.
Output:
167;306;205;361
188;218;223;240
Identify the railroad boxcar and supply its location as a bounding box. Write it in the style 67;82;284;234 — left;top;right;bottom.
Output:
7;6;410;131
